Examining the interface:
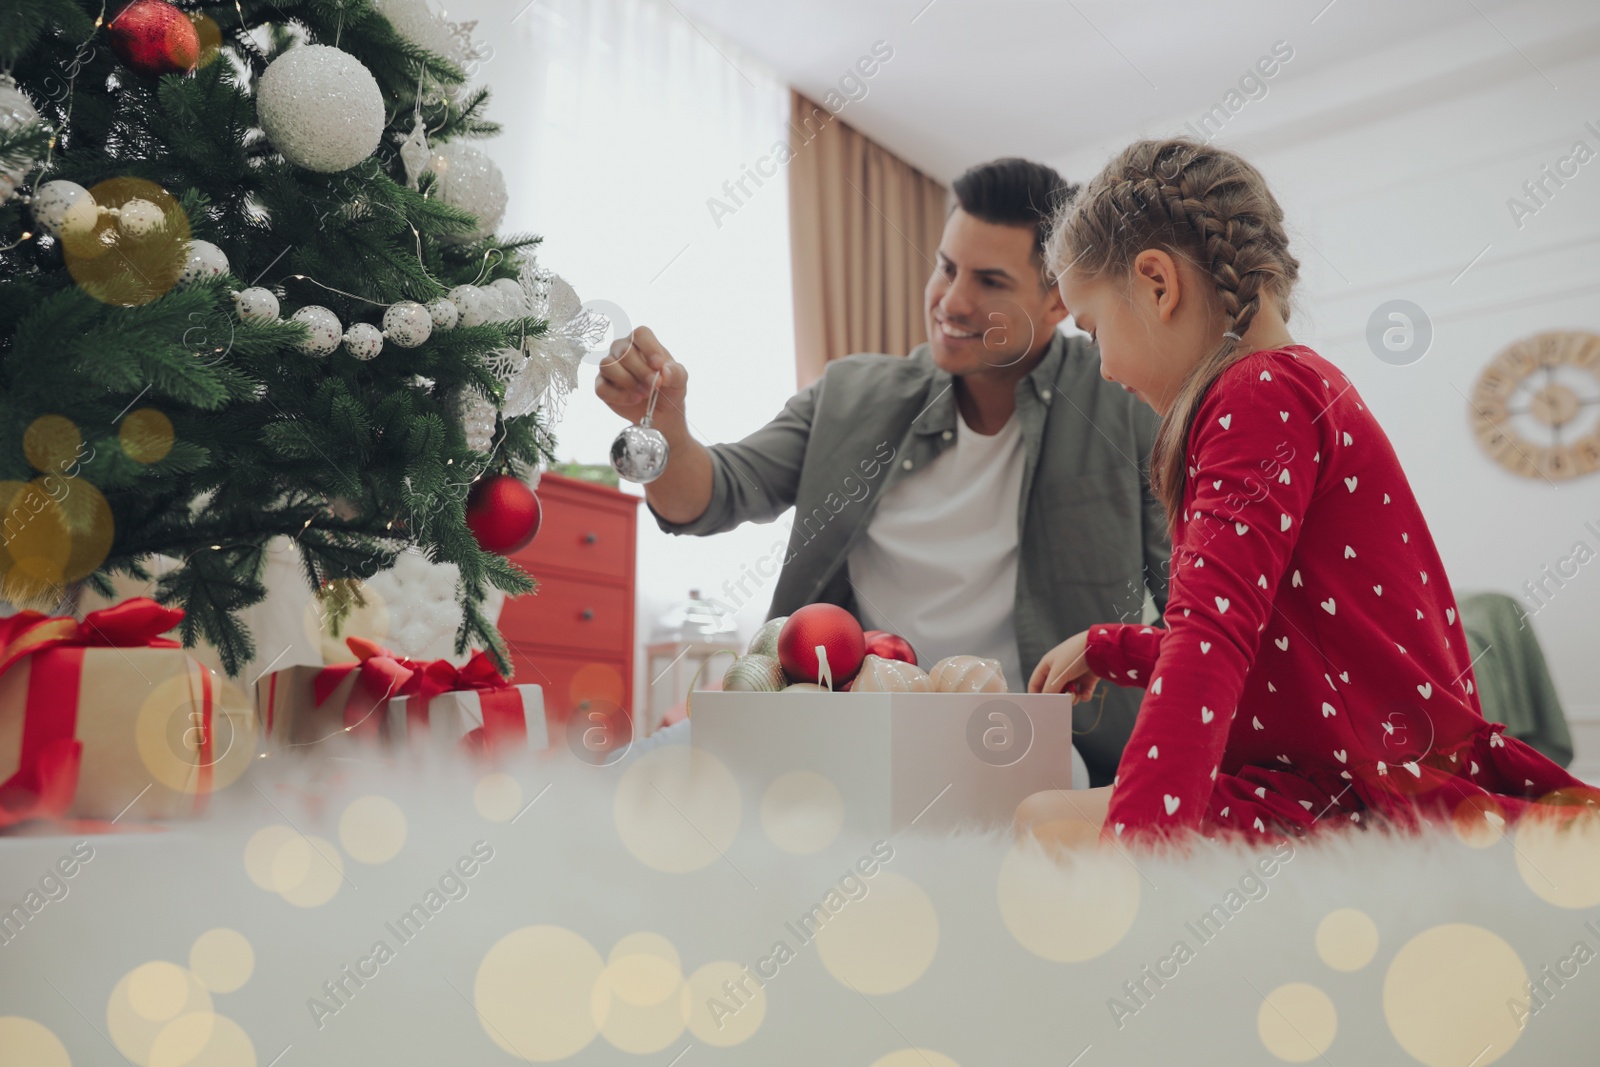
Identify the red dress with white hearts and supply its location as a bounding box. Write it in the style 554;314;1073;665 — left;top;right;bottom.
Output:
1085;345;1587;842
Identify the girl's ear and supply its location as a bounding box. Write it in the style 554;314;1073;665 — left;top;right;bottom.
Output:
1133;249;1183;323
1039;274;1070;330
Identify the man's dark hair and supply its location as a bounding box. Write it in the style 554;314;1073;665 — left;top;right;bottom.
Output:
951;158;1079;275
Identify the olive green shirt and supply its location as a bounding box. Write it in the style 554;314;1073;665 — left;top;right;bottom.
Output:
650;331;1170;784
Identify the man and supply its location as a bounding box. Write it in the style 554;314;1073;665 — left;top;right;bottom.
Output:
596;158;1168;784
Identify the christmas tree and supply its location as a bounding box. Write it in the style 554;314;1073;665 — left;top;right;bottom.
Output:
0;0;587;676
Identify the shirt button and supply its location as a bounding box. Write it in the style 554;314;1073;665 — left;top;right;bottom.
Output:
1041;388;1053;402
902;459;914;470
941;430;953;441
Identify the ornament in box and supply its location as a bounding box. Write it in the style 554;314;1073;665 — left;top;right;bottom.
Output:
777;604;865;689
863;629;917;665
929;655;1008;694
849;654;932;694
747;616;787;658
721;654;785;693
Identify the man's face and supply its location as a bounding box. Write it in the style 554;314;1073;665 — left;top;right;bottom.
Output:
924;208;1067;377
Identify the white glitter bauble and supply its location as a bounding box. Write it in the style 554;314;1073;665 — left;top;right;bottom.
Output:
370;0;466;67
0;75;44;200
489;277;527;316
31;180;97;238
344;321;384;361
426;297;459;330
382;301;433;347
233;286;280;322
116;197;165;237
179;239;230;285
256;45;385;173
291;305;343;355
426;141;507;243
448;283;488;327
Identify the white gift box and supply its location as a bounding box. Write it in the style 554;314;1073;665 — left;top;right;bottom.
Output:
690;690;1088;835
388;684;548;753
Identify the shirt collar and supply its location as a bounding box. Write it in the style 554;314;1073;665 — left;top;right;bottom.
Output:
910;330;1069;436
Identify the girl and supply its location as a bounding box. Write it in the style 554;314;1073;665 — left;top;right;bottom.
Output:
1017;138;1588;845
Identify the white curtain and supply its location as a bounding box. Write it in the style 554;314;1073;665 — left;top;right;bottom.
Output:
449;0;800;680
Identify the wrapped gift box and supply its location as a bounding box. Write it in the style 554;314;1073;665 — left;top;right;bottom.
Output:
388;684;548;754
255;665;387;749
690;690;1087;835
0;647;255;822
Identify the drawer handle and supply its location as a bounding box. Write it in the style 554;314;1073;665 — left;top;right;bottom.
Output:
580;609;595;621
583;532;599;544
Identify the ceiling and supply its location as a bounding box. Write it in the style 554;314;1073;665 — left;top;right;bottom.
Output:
665;0;1544;184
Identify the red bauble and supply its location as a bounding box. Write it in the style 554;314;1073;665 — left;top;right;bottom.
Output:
863;629;917;665
464;475;542;555
777;604;865;687
108;0;200;77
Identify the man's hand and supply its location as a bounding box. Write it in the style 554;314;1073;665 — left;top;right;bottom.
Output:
1028;630;1101;702
595;326;688;436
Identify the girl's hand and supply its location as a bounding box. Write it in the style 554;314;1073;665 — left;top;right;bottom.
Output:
1028;630;1101;702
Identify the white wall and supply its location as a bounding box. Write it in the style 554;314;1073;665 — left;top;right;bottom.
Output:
446;0;802;719
1047;0;1600;775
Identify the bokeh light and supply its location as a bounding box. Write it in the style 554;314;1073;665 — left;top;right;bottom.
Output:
338;795;408;864
107;961;214;1064
760;770;844;854
0;1018;70;1067
21;414;81;472
1513;808;1600;908
189;929;254;994
997;842;1140;961
475;926;604;1060
1315;908;1379;972
1383;924;1527;1066
67;178;189;307
121;408;175;464
613;747;740;873
474;772;523;822
1257;982;1337;1062
683;960;764;1046
869;1051;960;1067
815;871;939;994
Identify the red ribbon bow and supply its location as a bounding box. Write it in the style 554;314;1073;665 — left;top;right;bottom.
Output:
0;598;192;830
312;638;525;753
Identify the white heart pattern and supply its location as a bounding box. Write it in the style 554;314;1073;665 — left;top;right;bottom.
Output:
1163;795;1181;815
1280;411;1289;422
1333;749;1347;763
1151;676;1163;694
1114;822;1125;836
1281;514;1292;532
1321;598;1337;615
1345;476;1358;492
1279;469;1291;484
1128;669;1138;679
1148;745;1159;759
1421;571;1428;584
1417;682;1432;699
1343;432;1353;446
1200;642;1211;654
1275;636;1289;650
1201;707;1215;723
1447;607;1456;625
1215;596;1231;613
1292;570;1303;587
1374;585;1382;595
1258;575;1269;590
1252;716;1265;730
1253;817;1266;832
1261;370;1273;380
1213;479;1223;490
1321;702;1337;718
1339;671;1349;683
1344;545;1356;558
1267;682;1277;692
1219;414;1232;430
1236;522;1249;535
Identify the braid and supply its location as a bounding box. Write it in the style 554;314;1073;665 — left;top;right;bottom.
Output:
1044;138;1301;529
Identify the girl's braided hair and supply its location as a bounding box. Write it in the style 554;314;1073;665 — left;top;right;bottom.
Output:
1046;139;1300;531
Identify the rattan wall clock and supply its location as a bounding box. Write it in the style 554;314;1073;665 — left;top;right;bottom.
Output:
1469;330;1600;480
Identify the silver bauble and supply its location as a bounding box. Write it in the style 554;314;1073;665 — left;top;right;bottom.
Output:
747;616;788;658
426;297;459;330
344;321;384;361
233;287;280;322
448;283;488;327
256;45;385;173
31;180;97;238
382;300;433;347
722;654;786;693
179;239;230;285
291;305;343;356
426;141;507;243
610;423;670;484
116;197;165;237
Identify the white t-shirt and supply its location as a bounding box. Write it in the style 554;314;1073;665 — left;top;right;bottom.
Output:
846;408;1027;690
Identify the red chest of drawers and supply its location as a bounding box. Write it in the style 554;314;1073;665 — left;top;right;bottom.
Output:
499;473;639;726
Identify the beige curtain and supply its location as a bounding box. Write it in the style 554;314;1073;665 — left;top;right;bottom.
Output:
787;91;949;387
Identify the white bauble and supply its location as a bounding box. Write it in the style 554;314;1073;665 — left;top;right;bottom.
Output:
370;0;466;67
291;305;343;355
116;197;165;237
31;180;97;238
851;654;933;694
356;548;503;665
448;283;488;327
179;239;230;285
344;321;384;361
426;297;459;330
0;75;43;201
256;45;384;173
233;287;280;322
454;388;498;452
929;655;1009;694
489;277;528;316
382;301;433;347
426;142;507;243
